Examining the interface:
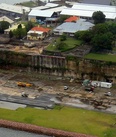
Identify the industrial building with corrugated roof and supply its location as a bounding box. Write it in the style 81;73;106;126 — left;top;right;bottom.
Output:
0;3;30;14
0;3;30;20
60;3;116;20
28;3;66;23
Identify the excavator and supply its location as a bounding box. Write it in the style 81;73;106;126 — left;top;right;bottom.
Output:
16;82;33;87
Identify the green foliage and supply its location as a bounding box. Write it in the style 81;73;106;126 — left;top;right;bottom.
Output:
53;105;64;110
13;25;26;39
60;33;67;41
75;30;93;43
18;24;22;29
92;11;106;24
9;30;14;38
91;32;114;51
92;23;109;34
59;15;70;23
0;21;10;33
106;21;116;36
25;21;34;32
66;55;77;61
75;21;116;52
56;41;68;50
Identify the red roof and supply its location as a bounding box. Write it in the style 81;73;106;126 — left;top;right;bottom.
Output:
31;26;50;32
65;16;80;22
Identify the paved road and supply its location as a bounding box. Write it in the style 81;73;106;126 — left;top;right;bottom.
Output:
0;93;56;109
0;127;51;137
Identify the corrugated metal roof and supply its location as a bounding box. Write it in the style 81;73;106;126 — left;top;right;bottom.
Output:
60;8;116;19
45;3;59;7
72;3;116;13
45;6;66;12
0;3;30;14
28;9;54;17
53;20;94;33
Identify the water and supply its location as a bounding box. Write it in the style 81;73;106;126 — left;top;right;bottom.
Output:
0;127;51;137
0;0;30;5
0;0;112;5
80;0;111;5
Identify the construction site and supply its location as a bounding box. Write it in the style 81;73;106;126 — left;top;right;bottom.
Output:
0;69;115;113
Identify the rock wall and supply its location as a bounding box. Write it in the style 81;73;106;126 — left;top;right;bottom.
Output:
0;50;116;83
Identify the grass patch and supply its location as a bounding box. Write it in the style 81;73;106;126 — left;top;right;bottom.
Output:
0;106;115;137
85;53;116;62
17;1;36;7
46;37;82;52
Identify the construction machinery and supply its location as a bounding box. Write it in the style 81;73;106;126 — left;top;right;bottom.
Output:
17;82;33;87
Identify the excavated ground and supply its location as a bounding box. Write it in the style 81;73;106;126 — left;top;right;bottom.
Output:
0;69;115;113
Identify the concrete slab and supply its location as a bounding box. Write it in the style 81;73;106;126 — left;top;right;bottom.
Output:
0;101;26;110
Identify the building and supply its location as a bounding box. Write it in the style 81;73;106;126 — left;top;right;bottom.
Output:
0;16;14;24
53;19;94;36
4;24;25;34
27;26;51;40
0;3;30;19
28;3;66;23
64;16;80;22
60;3;116;20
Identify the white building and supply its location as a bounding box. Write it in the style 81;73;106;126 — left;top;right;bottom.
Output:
60;3;116;20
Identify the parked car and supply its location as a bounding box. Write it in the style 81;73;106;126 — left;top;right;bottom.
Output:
104;91;111;96
85;86;94;92
64;86;68;90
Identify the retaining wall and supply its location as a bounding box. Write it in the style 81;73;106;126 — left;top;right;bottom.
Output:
0;119;97;137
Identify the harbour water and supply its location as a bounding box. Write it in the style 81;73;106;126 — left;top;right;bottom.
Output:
80;0;111;5
0;127;51;137
0;0;30;5
0;0;111;5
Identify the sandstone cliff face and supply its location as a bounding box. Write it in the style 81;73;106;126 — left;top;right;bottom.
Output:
66;60;116;83
0;50;115;83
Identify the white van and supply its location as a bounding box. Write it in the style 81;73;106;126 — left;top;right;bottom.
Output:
100;82;112;88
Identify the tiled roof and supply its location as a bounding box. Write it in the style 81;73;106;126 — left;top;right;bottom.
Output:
31;26;50;32
65;16;80;22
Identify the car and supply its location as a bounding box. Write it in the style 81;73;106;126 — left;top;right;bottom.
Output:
104;92;111;96
64;86;68;90
85;86;94;92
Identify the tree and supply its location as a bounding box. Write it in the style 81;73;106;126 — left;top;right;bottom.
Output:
59;15;70;23
60;33;67;41
13;25;27;39
56;41;68;51
91;32;114;51
92;11;106;24
92;23;109;34
18;24;22;29
9;30;14;38
0;21;10;33
75;30;93;43
25;21;34;32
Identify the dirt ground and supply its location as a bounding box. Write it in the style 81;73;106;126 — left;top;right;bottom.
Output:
0;69;115;112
